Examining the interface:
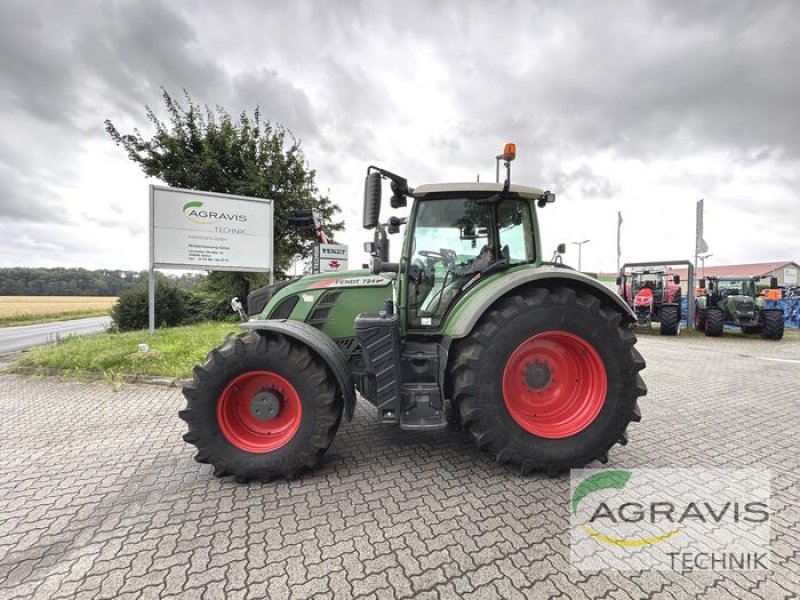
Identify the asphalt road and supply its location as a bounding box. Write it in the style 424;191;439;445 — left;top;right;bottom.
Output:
0;316;112;355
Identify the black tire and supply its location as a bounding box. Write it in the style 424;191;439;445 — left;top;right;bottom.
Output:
449;286;646;475
179;331;342;482
704;307;724;337
695;306;707;331
760;309;785;340
659;304;680;336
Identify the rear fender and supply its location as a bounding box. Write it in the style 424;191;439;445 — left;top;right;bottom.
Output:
240;320;356;420
444;266;635;341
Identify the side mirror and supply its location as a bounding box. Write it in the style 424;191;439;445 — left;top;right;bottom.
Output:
363;172;382;229
770;276;778;289
673;275;680;284
615;276;622;286
389;180;408;209
387;216;402;235
699;278;706;289
556;243;566;254
537;191;556;208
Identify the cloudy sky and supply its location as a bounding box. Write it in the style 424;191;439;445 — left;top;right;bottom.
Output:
1;0;799;274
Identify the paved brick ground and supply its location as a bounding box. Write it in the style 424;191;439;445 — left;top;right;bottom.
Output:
0;334;798;599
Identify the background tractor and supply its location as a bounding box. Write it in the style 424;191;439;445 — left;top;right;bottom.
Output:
696;276;784;339
180;145;647;482
617;269;682;335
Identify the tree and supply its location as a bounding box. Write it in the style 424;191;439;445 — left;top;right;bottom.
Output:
105;90;343;300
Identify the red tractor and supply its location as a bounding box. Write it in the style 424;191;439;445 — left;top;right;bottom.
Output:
618;269;682;335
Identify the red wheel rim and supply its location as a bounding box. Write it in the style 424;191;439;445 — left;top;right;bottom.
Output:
217;371;302;453
502;331;607;439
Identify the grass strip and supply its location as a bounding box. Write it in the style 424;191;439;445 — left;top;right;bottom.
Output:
12;321;237;379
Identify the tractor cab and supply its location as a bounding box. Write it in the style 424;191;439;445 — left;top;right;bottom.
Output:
362;147;554;333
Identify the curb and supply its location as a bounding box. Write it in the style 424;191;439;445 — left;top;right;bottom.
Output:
4;365;191;388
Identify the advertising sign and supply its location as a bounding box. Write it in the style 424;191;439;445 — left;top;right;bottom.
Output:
312;243;348;273
150;185;273;272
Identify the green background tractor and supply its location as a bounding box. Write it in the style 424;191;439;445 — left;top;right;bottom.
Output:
696;276;784;339
180;149;647;481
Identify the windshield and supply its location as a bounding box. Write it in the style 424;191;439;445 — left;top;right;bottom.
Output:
717;279;755;297
406;196;533;328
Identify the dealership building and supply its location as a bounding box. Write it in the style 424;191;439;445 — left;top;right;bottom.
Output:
669;261;799;287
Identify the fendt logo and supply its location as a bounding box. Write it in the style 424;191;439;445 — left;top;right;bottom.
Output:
182;201;247;225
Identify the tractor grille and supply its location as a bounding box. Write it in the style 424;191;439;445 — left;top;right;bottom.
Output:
307;291;342;329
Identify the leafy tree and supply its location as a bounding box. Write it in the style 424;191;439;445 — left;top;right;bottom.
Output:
105;90;343;315
105;90;342;268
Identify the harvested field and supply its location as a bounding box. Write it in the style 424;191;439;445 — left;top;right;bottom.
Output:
0;296;116;325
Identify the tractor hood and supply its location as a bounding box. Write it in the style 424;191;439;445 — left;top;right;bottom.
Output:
726;295;755;317
251;269;394;338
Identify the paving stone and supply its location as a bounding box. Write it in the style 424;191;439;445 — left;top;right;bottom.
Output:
0;333;797;598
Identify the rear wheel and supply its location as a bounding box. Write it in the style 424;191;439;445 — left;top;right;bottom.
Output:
704;307;724;337
180;331;342;482
450;286;646;475
660;304;680;336
760;309;785;340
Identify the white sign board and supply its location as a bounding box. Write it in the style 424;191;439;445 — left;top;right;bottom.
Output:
150;185;273;272
313;243;348;273
785;267;797;285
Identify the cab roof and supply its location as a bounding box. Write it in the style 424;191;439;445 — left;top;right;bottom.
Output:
413;182;546;199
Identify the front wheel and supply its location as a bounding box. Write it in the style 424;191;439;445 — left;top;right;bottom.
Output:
180;331;342;482
704;307;724;337
450;286;647;475
660;304;680;336
760;309;785;340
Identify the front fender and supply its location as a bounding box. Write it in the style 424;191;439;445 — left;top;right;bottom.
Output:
240;319;357;420
443;265;635;340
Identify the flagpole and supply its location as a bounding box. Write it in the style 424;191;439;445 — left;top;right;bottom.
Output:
616;211;622;275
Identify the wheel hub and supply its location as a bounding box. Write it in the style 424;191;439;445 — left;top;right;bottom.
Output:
502;331;607;439
217;370;302;453
524;361;552;391
250;389;281;421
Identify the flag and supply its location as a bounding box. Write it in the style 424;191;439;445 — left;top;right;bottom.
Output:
696;199;708;254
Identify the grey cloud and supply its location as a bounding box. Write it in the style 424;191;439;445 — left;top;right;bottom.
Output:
73;0;227;122
545;165;620;200
231;69;318;141
0;2;79;126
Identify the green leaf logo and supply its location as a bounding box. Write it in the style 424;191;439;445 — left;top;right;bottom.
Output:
573;470;684;547
183;201;203;213
572;470;631;514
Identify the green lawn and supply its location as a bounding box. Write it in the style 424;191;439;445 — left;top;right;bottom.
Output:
12;321;237;379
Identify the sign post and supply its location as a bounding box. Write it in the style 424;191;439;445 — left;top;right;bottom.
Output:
148;185;274;335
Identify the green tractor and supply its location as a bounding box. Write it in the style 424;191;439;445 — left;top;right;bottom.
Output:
180;146;647;481
696;276;784;339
